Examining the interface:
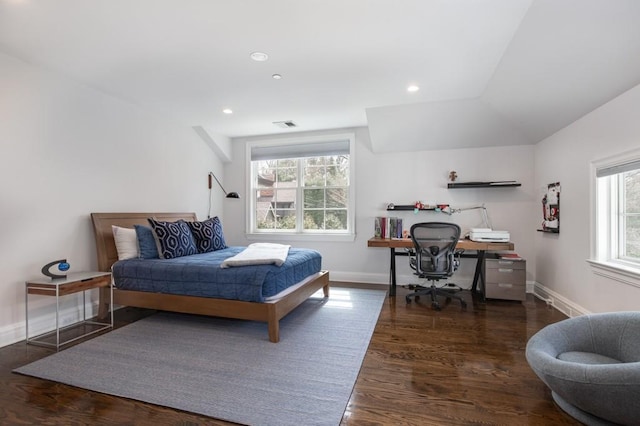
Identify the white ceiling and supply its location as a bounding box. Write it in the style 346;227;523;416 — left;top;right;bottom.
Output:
2;0;640;152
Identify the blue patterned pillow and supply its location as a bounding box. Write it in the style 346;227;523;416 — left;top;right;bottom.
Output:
147;218;198;259
187;217;227;253
134;225;159;259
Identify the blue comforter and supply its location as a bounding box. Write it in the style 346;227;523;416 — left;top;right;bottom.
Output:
111;247;322;302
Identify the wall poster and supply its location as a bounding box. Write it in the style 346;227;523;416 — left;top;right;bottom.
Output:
540;182;560;233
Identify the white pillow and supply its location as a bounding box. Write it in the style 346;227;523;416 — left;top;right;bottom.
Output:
112;225;138;260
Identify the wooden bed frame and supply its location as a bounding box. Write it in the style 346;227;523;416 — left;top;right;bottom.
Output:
90;212;329;343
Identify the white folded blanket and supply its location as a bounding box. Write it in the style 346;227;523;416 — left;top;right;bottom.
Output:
221;243;291;268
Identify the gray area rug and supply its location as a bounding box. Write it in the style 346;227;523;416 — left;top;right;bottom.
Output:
15;288;386;426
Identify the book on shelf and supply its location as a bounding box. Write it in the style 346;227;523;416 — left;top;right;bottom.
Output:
374;216;387;238
374;216;404;239
374;217;382;238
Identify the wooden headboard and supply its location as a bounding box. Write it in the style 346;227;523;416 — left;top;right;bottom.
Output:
90;212;197;272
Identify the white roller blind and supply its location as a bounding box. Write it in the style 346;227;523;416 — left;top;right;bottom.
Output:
596;159;640;178
251;140;350;161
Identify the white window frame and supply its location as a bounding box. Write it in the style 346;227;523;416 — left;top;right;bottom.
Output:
245;132;356;242
588;148;640;287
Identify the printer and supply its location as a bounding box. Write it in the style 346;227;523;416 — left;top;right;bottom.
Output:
469;228;510;242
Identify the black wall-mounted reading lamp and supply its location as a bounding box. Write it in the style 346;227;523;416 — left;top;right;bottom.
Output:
208;172;240;199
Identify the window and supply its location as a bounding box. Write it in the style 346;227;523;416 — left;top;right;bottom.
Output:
247;133;355;241
593;151;640;273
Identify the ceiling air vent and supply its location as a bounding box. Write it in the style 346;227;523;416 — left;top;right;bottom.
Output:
273;120;297;129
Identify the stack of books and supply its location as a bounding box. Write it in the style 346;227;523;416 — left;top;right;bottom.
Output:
374;217;404;239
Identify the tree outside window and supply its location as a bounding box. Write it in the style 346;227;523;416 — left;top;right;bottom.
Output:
253;154;350;233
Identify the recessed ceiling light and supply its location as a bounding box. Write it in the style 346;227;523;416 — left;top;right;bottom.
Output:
250;52;269;62
222;108;233;114
407;85;420;92
272;74;282;80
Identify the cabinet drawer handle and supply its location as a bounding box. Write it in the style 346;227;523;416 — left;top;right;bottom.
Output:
498;261;514;265
498;268;513;273
498;283;513;288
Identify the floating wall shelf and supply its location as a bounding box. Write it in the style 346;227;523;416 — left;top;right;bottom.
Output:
447;181;521;189
386;204;449;211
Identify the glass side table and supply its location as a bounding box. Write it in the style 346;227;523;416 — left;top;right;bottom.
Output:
25;271;113;350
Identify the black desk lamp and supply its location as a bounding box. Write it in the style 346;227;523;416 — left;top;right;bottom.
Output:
208;172;240;199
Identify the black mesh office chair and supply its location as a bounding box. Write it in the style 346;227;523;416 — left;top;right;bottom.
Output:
406;222;467;310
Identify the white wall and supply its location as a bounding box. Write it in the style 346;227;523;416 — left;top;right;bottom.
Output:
226;84;640;317
7;46;636;350
534;82;640;315
225;128;538;289
0;52;224;347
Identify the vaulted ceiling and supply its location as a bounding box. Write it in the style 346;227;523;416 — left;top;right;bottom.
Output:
2;0;639;152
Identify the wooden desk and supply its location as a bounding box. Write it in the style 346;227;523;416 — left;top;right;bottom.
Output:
367;237;514;296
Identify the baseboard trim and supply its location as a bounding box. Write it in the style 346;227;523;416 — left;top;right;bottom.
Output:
330;271;388;285
0;302;99;348
331;273;590;318
330;271;478;290
531;282;590;317
1;276;589;348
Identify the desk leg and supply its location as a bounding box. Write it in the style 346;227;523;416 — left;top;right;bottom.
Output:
471;250;486;297
389;247;397;297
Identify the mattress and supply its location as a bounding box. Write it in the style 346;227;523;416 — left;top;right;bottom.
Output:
111;247;322;303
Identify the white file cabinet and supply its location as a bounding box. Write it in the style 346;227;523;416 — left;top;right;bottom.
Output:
484;258;526;301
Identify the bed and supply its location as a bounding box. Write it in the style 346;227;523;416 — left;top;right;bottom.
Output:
91;212;330;342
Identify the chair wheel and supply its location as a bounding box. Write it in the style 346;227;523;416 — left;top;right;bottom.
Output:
415;295;420;301
406;296;412;304
432;302;441;310
461;300;467;308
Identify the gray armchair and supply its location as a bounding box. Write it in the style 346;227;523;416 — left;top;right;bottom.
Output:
526;311;640;426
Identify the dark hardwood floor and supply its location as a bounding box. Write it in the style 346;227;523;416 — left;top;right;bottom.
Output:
1;283;580;425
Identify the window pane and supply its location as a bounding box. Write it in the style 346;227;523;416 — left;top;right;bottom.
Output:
277;159;296;168
304;157;326;166
256;219;274;229
276;214;296;230
257;212;296;229
326;164;349;186
326;210;347;230
256;162;275;188
327;188;347;208
304;211;324;230
622;169;640;260
304;165;325;186
625;215;640;258
624;170;640;213
256;209;275;229
304;188;325;208
274;188;296;211
276;166;297;184
255;185;273;229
